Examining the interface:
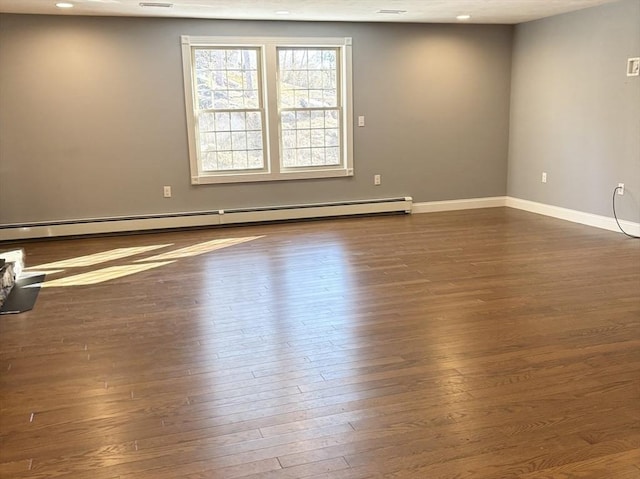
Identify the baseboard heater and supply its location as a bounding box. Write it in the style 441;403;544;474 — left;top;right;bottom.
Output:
0;197;413;241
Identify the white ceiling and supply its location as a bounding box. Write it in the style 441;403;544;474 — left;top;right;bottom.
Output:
0;0;622;24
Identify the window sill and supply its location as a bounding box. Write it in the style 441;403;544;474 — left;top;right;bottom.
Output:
192;168;354;185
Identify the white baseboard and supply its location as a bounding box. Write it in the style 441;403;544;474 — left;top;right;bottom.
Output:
2;195;637;241
411;196;507;213
0;213;223;242
412;195;639;236
505;197;640;236
0;197;412;241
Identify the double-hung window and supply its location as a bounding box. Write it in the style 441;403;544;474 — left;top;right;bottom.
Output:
181;36;353;184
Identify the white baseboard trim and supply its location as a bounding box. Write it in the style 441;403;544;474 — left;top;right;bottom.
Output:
0;213;223;242
506;196;640;236
412;195;639;236
0;197;412;241
411;197;507;214
2;195;636;241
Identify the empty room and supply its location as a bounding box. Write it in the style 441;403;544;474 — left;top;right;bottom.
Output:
0;0;639;477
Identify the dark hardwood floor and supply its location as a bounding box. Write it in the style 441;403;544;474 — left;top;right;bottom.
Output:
1;207;639;478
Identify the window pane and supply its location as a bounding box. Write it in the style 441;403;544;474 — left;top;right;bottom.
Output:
197;88;212;110
226;49;243;70
232;150;248;169
322;71;336;89
294;90;309;108
248;150;263;168
282;130;296;149
297;130;310;148
282;148;296;168
230;112;246;131
216;131;232;150
215;112;230;131
211;50;225;69
247;131;263;150
279;91;294;109
281;111;295;129
194;47;261;106
325;128;339;147
295;111;310;130
201;132;217;152
312;148;325;165
323;89;337;108
293;50;307;68
322;50;337;69
247;111;262;130
298;148;311;165
213;90;229;110
308;50;322;69
279;48;339;108
202;152;217;171
198;112;215;132
213;71;230;90
293;71;308;89
247;90;260;108
326;147;340;165
228;90;244;109
309;89;323;107
279;70;294;88
309;71;323;88
310;111;325;128
231;131;247;150
217;151;233;170
325;110;338;128
277;47;342;170
193;46;265;172
311;129;324;147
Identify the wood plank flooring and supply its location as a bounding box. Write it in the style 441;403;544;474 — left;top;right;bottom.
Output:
1;207;639;478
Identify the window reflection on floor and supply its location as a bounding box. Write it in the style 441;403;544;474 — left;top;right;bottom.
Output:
30;244;172;269
41;262;175;287
27;236;264;287
136;236;263;262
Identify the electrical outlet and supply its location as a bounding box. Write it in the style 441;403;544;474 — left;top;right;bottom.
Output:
374;174;381;185
618;183;624;195
358;116;365;127
163;185;172;198
541;172;547;183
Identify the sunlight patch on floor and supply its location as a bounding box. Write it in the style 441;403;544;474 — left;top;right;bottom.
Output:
32;236;264;287
29;244;173;269
136;236;263;262
41;262;174;287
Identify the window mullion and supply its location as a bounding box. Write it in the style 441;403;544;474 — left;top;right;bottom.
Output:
263;43;280;176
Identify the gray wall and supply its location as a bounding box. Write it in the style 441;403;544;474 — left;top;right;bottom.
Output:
508;0;640;221
0;14;512;224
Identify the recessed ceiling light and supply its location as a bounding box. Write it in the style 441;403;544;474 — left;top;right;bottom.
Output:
456;14;471;21
55;2;74;8
275;10;290;15
139;2;173;7
377;9;407;15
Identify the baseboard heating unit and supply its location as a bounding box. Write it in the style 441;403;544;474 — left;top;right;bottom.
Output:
0;197;413;241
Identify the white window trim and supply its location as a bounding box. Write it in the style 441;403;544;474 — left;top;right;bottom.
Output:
181;35;354;185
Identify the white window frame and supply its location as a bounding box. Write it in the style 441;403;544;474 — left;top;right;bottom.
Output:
181;35;354;185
